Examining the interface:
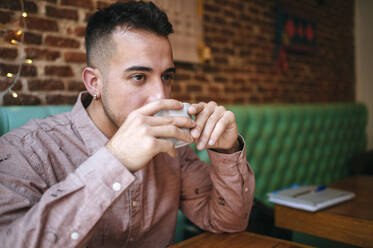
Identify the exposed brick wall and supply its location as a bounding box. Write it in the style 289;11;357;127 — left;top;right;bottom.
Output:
0;0;354;105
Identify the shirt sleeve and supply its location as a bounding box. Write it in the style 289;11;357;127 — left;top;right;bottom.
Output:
0;136;135;248
178;135;255;233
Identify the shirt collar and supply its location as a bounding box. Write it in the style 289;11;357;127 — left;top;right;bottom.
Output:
71;92;109;155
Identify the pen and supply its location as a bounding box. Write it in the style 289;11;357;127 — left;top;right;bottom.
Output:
314;185;326;192
293;185;326;198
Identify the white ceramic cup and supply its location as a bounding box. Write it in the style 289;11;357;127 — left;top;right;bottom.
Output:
154;102;192;148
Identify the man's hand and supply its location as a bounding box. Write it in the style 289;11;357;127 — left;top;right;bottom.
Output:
188;101;239;153
106;99;195;172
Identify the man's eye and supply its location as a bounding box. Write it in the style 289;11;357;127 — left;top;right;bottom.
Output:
131;74;145;82
162;73;174;83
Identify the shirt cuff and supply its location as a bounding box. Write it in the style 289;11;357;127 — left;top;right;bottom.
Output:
207;135;247;176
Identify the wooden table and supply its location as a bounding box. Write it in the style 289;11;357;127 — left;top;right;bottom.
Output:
170;232;314;248
275;175;373;248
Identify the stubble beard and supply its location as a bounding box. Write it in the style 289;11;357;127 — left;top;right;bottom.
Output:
101;83;121;131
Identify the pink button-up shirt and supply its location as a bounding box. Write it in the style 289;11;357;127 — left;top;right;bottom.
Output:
0;93;255;248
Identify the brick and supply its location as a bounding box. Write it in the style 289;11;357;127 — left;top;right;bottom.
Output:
225;86;238;93
24;32;43;45
46;6;79;20
74;26;86;37
214;77;228;83
170;84;181;93
186;85;202;92
174;61;195;71
0;47;18;59
0;10;12;24
21;64;37;77
208;86;221;93
45;65;73;77
0;63;37;77
61;0;94;9
170;94;190;103
25;16;58;32
3;30;20;44
0;79;22;91
24;1;38;13
195;96;215;103
25;48;60;61
204;3;220;13
202;65;218;73
67;81;86;91
214;57;228;65
46;94;78;104
64;51;86;63
233;78;246;84
223;48;235;55
40;0;57;3
3;93;41;105
221;28;235;36
0;0;20;10
229;2;243;10
233;97;246;104
174;73;191;81
28;79;64;91
195;75;208;82
223;9;236;18
214;16;227;25
0;63;18;75
209;36;228;44
97;1;111;9
1;1;39;13
84;12;93;22
45;36;80;48
45;50;61;61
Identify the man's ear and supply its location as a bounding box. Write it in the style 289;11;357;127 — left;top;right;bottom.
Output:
82;67;103;98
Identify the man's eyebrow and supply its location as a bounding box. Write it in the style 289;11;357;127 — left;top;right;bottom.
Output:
164;67;176;73
125;66;153;72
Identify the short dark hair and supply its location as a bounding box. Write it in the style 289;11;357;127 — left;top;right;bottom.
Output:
85;1;173;67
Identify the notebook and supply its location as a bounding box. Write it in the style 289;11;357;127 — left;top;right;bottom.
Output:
268;185;355;212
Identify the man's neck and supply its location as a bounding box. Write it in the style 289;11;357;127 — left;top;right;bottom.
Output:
86;100;117;139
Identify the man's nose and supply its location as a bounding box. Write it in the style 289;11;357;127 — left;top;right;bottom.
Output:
148;80;167;101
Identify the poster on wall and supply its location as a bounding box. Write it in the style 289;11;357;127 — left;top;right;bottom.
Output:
153;0;203;64
275;5;317;72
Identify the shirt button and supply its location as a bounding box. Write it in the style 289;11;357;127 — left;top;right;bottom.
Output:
132;201;137;207
112;182;121;191
244;187;249;192
71;232;79;240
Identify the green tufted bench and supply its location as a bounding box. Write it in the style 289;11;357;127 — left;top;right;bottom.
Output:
195;103;367;206
0;103;368;244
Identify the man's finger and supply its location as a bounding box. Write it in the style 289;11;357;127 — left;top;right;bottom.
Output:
190;102;216;139
206;115;228;147
150;125;194;144
196;107;225;149
188;103;204;115
137;99;183;116
145;116;195;128
154;138;177;157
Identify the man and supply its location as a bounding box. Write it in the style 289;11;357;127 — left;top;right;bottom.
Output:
0;1;254;247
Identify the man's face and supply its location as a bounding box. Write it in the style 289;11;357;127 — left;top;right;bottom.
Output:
99;29;175;128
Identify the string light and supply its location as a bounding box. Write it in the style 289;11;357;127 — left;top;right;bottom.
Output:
11;91;18;98
1;0;28;103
